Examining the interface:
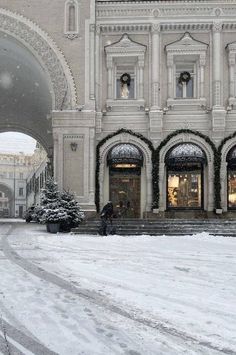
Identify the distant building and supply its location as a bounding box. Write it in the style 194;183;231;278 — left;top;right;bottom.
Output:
0;143;48;217
26;144;49;207
0;152;32;217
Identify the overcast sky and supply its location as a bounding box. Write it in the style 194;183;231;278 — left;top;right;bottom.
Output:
0;132;36;154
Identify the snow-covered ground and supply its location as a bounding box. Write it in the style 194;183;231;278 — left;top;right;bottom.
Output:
0;222;236;355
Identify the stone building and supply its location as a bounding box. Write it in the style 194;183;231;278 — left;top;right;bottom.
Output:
0;153;32;217
1;0;236;218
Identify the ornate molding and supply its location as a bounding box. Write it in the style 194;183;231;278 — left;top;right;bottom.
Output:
213;20;223;33
97;2;236;20
0;7;77;110
65;33;79;40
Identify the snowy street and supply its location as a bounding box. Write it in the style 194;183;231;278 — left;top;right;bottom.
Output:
0;221;236;355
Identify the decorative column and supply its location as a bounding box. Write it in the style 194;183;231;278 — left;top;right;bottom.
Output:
151;22;160;109
167;54;173;99
95;25;101;109
229;53;235;99
138;55;144;100
149;22;163;144
212;21;223;108
211;20;226;144
89;128;95;205
199;54;206;99
89;24;95;101
107;57;113;100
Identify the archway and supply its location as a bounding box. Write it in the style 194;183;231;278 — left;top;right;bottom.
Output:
165;143;206;209
158;131;215;212
107;143;143;218
97;129;154;217
0;8;77;161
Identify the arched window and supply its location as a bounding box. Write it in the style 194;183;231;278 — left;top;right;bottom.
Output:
227;146;236;208
64;0;79;39
68;4;76;32
165;143;206;209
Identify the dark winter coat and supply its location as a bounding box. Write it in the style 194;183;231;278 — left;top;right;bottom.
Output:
100;202;114;220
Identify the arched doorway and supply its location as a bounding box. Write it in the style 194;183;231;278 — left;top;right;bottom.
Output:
107;144;143;218
227;146;236;209
165;143;206;209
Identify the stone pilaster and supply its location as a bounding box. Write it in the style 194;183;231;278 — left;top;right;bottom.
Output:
151;22;160;110
211;21;226;144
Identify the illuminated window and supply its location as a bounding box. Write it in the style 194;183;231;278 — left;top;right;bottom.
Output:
165;144;206;209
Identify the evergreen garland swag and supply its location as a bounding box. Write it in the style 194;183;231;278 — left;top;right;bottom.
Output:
95;128;222;213
95;128;154;212
152;129;220;210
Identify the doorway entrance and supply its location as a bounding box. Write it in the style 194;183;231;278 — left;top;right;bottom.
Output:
107;144;143;218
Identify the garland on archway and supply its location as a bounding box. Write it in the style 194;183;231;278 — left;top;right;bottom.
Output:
95;128;154;212
152;129;220;210
217;131;236;210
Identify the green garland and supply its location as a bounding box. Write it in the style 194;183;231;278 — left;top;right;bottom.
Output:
95;128;224;213
95;128;154;212
152;129;220;210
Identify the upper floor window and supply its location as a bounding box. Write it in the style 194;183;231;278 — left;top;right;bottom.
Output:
116;68;135;100
165;32;208;107
105;34;146;106
19;187;24;196
175;63;195;99
64;0;80;39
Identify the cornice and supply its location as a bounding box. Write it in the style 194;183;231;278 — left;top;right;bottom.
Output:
96;2;236;20
99;22;236;33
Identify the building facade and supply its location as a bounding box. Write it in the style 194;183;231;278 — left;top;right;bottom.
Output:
1;1;236;217
0;153;32;217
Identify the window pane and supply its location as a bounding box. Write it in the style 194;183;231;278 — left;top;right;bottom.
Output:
168;171;202;208
228;170;236;208
116;78;134;99
176;78;183;98
186;78;193;98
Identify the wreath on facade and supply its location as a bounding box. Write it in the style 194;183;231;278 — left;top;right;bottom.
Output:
178;71;191;85
120;73;131;86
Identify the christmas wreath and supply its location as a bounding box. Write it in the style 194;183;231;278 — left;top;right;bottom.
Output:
178;71;191;84
120;73;131;86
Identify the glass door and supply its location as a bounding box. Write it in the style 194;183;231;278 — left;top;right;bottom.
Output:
110;171;140;218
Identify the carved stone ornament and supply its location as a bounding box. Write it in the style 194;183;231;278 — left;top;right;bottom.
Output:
105;33;146;55
0;8;77;110
213;8;222;17
65;33;79;40
212;21;223;33
151;23;160;34
165;32;208;58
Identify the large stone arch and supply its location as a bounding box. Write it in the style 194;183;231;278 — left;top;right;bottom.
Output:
157;131;216;212
0;8;77;110
219;133;236;211
96;129;154;214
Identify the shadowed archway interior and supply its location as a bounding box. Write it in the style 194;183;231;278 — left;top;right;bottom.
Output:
0;32;52;154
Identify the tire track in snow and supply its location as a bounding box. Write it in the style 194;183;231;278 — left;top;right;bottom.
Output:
2;224;236;355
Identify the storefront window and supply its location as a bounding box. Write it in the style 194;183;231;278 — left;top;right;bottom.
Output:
168;170;202;208
228;170;236;208
165;143;206;210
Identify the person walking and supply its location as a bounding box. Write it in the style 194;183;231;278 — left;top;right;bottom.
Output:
99;201;114;236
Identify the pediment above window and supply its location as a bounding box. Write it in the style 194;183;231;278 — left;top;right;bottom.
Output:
165;32;208;60
105;33;146;56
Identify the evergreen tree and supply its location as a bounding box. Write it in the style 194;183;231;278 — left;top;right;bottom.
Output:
39;178;84;230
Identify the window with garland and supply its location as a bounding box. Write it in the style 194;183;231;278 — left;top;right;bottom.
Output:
175;63;196;99
116;67;135;99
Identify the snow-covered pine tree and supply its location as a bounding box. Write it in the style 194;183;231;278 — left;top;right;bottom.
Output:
60;190;85;231
40;178;68;225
